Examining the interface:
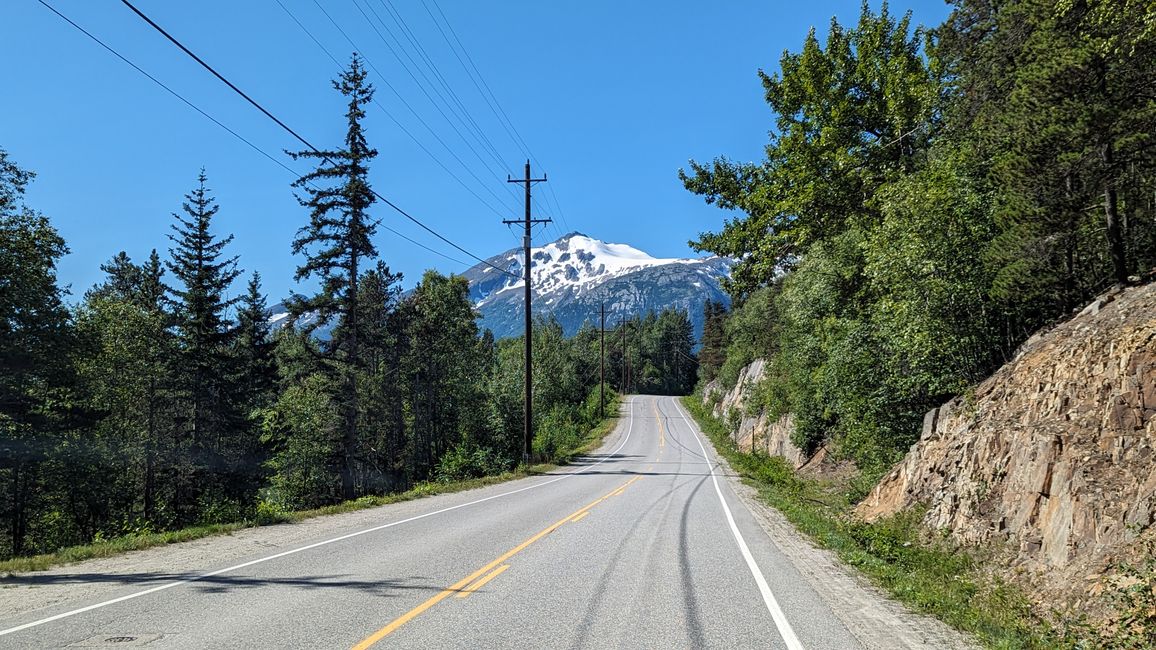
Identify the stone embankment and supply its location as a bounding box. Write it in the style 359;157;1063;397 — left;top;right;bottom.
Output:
857;282;1156;609
702;359;809;469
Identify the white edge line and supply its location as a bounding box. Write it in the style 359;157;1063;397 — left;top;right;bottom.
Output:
670;396;805;650
0;397;639;637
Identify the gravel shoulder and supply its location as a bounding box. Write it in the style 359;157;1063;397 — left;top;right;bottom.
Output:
714;453;980;650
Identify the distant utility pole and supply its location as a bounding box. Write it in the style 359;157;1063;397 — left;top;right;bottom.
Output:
504;161;549;462
599;303;606;418
620;317;627;395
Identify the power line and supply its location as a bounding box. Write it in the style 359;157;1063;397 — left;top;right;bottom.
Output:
117;0;517;279
422;0;570;232
365;0;510;175
34;0;293;180
40;0;474;272
305;0;521;218
272;0;515;221
340;0;530;214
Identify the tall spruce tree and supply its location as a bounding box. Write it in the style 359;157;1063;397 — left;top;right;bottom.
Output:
287;54;378;501
166;170;242;522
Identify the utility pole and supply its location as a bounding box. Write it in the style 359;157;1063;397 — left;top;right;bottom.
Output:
620;317;626;394
504;160;549;463
599;303;606;419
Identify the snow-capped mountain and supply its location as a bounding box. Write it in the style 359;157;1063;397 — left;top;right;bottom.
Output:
268;232;732;341
463;232;731;339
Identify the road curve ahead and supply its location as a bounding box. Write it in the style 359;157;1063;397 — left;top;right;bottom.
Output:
0;396;865;649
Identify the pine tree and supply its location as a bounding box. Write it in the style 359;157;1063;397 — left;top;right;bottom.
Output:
165;170;242;522
234;272;276;412
286;54;378;501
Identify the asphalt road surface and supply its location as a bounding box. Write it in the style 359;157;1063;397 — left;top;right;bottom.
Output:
0;395;870;649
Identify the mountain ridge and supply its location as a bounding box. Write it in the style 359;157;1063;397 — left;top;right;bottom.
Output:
269;232;732;340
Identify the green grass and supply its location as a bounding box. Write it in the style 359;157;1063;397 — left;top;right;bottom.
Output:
0;405;623;576
680;396;1069;650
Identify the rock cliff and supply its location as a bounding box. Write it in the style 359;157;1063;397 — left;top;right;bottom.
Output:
702;359;809;469
857;282;1156;609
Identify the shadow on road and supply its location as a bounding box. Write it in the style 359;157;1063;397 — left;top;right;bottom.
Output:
0;571;448;597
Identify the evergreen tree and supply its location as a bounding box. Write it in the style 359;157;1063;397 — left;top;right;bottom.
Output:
681;3;940;297
0;150;76;557
234;272;277;412
698;301;728;384
80;250;175;524
355;262;405;492
165;170;242;522
400;272;483;481
286;54;379;501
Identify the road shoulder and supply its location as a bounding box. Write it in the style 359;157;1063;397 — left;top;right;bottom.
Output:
707;435;979;649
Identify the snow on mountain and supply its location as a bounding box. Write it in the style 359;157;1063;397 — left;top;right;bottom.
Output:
269;232;732;342
462;232;732;339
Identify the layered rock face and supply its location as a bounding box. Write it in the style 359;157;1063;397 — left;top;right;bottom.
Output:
857;283;1156;601
702;359;809;468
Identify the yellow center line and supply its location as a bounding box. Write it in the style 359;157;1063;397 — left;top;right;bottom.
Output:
569;511;590;523
454;564;510;599
351;474;643;649
652;400;666;447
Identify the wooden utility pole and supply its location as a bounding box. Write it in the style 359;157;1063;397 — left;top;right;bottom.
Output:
504;161;549;462
599;303;605;419
620;317;628;395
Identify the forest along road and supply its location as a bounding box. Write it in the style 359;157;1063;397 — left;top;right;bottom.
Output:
0;396;961;649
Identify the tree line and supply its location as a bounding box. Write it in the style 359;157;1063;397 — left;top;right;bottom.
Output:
689;0;1155;476
0;55;699;561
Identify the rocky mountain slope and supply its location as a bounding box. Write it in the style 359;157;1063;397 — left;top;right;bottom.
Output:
268;233;731;341
856;282;1156;611
461;232;731;339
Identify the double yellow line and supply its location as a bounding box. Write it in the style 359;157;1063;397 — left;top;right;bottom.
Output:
351;475;642;649
653;400;666;447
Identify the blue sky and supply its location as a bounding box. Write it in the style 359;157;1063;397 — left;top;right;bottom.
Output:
2;0;952;301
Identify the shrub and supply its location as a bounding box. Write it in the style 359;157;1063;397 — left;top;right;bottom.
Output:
434;444;513;483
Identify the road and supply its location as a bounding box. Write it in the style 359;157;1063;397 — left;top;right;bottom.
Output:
0;395;905;649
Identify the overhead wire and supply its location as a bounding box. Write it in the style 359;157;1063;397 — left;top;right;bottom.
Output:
364;0;508;176
421;0;570;232
38;0;474;271
271;0;514;222
303;0;521;219
116;0;518;278
341;0;531;215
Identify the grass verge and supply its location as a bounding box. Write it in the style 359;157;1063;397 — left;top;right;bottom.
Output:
680;396;1067;650
0;403;623;576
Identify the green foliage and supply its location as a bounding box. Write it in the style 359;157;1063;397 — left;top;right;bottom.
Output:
0;62;627;565
532;405;584;461
697;300;728;383
1069;538;1156;648
285;54;380;502
260;373;341;510
684;0;1156;481
610;308;698;396
682;2;940;298
433;444;513;483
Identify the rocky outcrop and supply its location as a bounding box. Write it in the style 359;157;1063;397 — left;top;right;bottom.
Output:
857;283;1156;607
703;359;809;468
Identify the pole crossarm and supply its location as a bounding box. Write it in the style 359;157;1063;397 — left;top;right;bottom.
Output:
503;160;549;462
